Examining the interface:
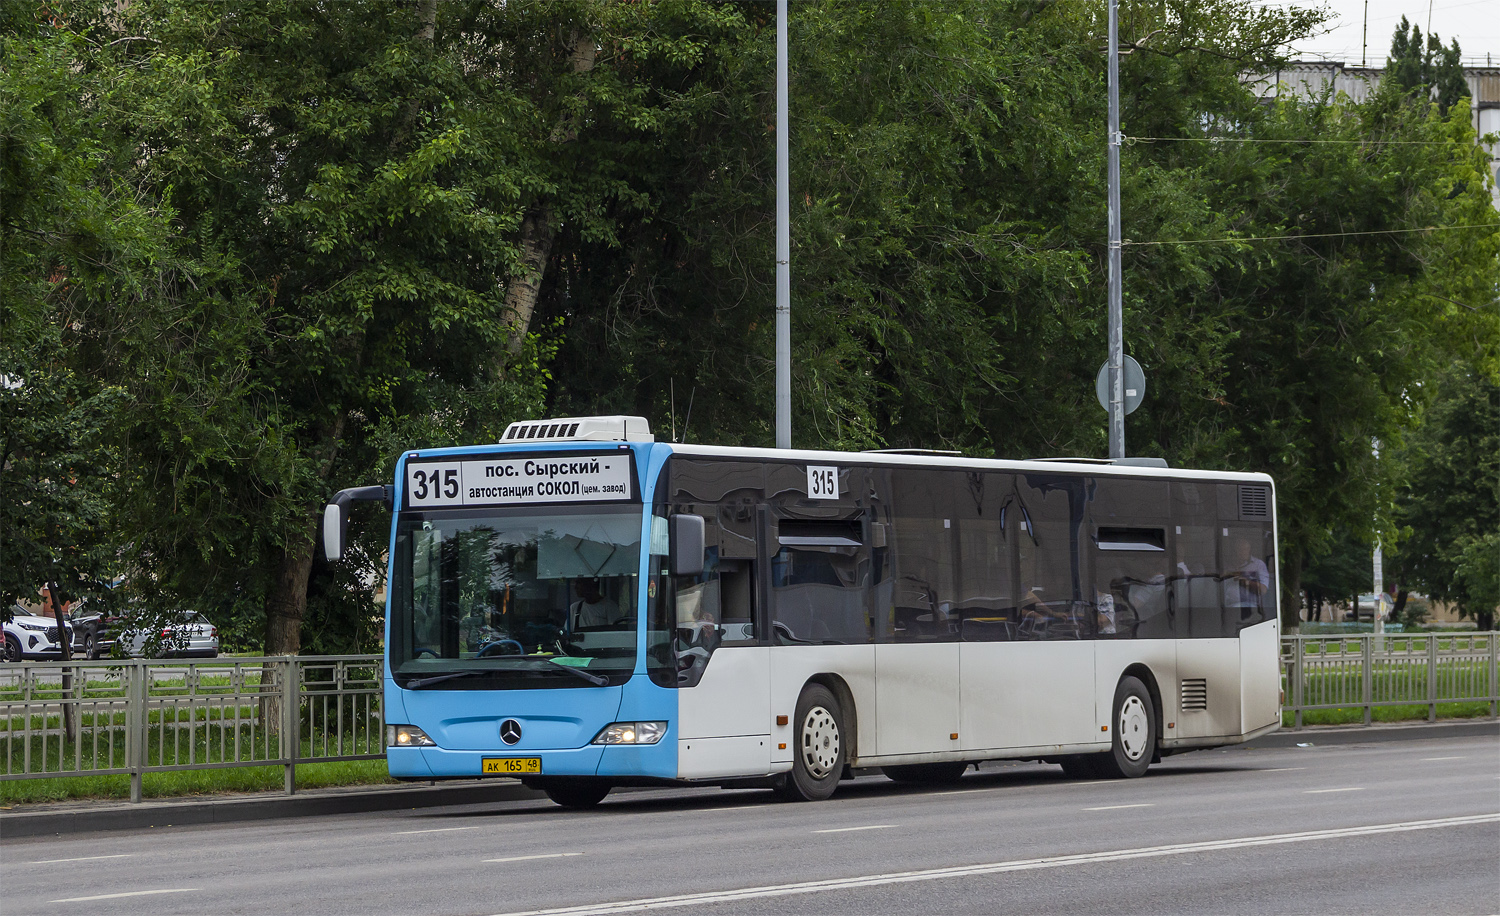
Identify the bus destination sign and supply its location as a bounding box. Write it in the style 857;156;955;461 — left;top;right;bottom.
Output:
404;454;635;509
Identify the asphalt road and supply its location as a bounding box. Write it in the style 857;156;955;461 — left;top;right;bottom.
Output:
3;734;1497;916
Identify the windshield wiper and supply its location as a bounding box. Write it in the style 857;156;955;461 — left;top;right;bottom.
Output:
405;669;490;689
543;658;610;686
402;661;610;689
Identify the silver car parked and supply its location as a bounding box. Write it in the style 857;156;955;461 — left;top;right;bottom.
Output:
122;610;219;658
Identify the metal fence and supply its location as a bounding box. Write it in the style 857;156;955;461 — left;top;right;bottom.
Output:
1283;632;1500;727
0;655;383;802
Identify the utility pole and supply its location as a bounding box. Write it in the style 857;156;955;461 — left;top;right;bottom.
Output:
775;0;791;449
1106;0;1125;460
1362;0;1368;67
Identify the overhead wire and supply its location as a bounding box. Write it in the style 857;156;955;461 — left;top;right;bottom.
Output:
1122;223;1500;246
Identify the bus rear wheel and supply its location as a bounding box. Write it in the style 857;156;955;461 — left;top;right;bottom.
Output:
882;762;968;784
540;779;612;809
776;683;845;802
1095;676;1156;779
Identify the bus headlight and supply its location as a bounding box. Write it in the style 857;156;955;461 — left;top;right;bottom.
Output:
592;722;667;745
388;725;436;748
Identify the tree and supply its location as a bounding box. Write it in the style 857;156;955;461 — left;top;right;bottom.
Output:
1390;370;1499;631
0;12;177;615
1387;16;1469;116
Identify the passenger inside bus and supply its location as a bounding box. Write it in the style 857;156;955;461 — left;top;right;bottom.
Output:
571;578;621;628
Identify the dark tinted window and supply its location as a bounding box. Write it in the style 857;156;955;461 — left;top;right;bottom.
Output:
887;471;960;642
1091;478;1171;639
1171;482;1226;637
1016;474;1091;639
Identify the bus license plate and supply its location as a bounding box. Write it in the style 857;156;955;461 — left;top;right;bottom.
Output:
482;757;541;775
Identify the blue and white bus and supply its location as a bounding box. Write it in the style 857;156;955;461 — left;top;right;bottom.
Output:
323;416;1281;807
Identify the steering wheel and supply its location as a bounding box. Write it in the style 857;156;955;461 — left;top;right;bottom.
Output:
413;647;439;658
477;639;523;657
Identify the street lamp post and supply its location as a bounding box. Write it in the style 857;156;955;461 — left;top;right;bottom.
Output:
775;0;791;449
1106;0;1125;460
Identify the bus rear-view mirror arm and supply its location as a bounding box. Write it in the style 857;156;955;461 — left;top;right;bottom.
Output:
323;485;394;562
670;514;705;577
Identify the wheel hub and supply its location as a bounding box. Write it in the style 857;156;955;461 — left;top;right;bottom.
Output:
800;705;841;778
1118;694;1150;761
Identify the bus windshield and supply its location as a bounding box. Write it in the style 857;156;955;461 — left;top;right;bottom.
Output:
390;505;650;688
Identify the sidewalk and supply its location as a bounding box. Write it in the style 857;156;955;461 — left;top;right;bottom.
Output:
3;718;1494;839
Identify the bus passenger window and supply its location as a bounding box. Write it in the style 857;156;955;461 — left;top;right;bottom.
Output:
771;545;870;645
1221;529;1272;629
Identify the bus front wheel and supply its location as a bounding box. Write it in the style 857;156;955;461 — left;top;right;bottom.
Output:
1096;676;1156;779
540;779;612;809
777;683;845;802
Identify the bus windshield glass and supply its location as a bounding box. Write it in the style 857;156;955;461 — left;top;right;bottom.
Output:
390;505;650;687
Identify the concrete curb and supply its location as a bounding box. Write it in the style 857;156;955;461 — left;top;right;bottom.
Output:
1245;717;1499;748
4;718;1495;838
1;781;544;839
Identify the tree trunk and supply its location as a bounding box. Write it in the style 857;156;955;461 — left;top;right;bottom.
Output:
502;209;558;356
48;584;77;743
500;31;597;358
1280;550;1303;631
265;537;317;656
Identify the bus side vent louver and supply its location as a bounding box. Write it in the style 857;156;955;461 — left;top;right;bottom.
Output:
1181;678;1208;711
1238;486;1269;520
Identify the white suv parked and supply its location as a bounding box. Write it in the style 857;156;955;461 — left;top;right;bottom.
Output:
3;605;73;662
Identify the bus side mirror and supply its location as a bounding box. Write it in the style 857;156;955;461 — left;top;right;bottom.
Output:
670;514;705;577
322;486;394;562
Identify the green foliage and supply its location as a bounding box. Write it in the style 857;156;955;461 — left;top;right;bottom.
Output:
1387;16;1469;116
5;0;1494;649
0;18;181;610
1390;370;1500;626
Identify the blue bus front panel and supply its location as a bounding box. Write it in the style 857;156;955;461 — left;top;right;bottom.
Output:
387;675;681;780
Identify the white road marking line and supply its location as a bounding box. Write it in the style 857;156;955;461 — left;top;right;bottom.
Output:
1420;756;1466;761
1304;787;1364;794
30;854;133;865
813;825;894;834
1083;803;1154;811
1260;767;1306;772
485;853;586;864
394;824;487;835
485;813;1500;916
51;889;198;904
692;805;770;813
930;789;994;796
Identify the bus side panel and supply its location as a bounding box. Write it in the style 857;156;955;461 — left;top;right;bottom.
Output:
1175;638;1242;738
1091;640;1175;740
677;647;771;778
770;645;876;767
1239;618;1281;733
874;644;958;757
961;642;1099;752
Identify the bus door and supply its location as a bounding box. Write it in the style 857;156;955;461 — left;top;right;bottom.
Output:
766;500;879;765
664;460;771;778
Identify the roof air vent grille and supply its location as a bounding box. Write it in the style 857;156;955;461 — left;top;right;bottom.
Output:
500;416;653;444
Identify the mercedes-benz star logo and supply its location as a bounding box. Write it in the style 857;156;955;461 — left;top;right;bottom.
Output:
500;719;523;745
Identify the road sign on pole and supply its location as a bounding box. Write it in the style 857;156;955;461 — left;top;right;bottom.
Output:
1096;355;1145;415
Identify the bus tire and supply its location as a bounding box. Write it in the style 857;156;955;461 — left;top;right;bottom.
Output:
1096;676;1156;779
777;683;845;801
541;779;612;809
882;762;968;784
